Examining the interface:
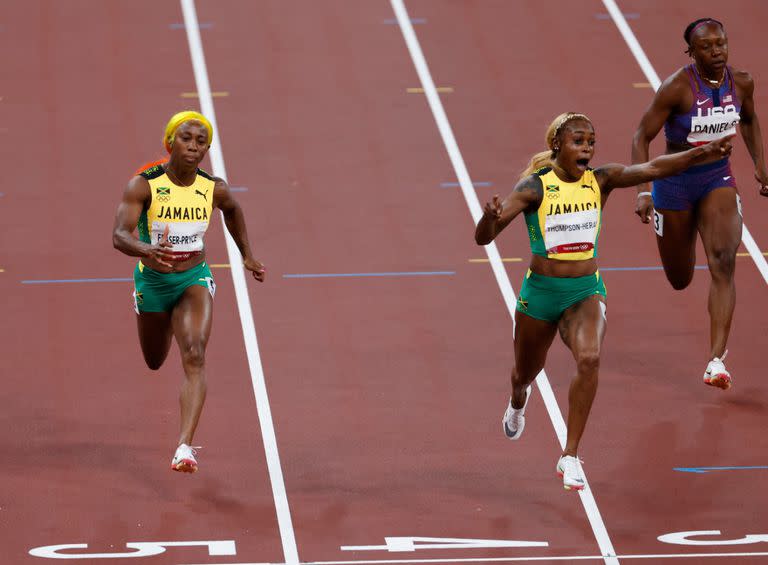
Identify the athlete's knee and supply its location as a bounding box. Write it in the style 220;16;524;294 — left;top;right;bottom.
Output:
665;269;694;291
707;245;737;278
142;351;167;371
669;278;692;291
180;342;206;369
512;364;540;386
575;350;600;376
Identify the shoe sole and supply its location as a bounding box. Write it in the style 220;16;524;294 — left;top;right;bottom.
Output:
503;417;525;440
171;459;198;473
704;374;732;390
556;469;585;491
502;385;532;440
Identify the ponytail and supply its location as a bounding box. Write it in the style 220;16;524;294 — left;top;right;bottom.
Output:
520;150;554;180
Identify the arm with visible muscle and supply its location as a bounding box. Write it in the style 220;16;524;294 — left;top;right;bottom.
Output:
736;72;768;196
475;175;543;245
631;74;687;221
597;136;733;191
213;178;266;281
112;176;174;268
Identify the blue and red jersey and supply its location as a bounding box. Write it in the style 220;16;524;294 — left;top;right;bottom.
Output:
664;64;740;146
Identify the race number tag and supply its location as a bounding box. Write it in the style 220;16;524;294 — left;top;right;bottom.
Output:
653;210;663;237
687;105;740;145
151;221;207;254
544;209;599;255
201;276;216;298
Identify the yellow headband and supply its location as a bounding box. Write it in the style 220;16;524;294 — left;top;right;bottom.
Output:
553;113;591;138
163;111;214;153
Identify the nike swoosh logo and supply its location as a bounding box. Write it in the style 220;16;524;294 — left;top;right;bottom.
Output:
723;176;732;181
697;98;710;106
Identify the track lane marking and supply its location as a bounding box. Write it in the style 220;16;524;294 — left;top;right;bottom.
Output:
389;1;618;563
674;466;768;473
21;277;133;284
179;1;299;564
407;87;453;93
283;271;455;278
169;21;214;30
441;181;493;187
181;91;229;98
184;549;768;564
603;0;768;285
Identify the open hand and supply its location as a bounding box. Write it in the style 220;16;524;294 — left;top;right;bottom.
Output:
244;257;266;282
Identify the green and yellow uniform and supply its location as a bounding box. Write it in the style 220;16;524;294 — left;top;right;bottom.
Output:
516;167;607;322
132;165;217;313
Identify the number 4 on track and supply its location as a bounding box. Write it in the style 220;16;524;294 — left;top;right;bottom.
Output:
341;536;549;552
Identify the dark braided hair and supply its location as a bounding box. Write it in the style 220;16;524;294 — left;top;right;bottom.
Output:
684;18;725;52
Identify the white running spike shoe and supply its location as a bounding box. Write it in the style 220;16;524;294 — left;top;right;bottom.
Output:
171;443;199;473
502;385;532;440
703;351;731;390
556;455;585;491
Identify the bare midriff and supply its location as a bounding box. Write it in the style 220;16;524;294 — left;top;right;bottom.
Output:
142;251;206;274
530;255;598;278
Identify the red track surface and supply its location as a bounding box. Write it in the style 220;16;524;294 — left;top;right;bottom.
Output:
2;1;767;564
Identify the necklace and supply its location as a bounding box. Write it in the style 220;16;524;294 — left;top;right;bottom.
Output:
696;64;725;87
705;75;724;86
165;165;195;187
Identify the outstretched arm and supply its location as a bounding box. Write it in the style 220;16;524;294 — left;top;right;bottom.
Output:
112;176;174;268
737;72;768;196
598;136;733;191
475;174;543;245
213;178;266;282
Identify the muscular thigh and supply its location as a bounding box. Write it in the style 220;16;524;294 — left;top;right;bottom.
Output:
513;311;558;379
655;208;697;278
558;295;606;356
171;285;214;348
136;311;173;365
696;187;742;258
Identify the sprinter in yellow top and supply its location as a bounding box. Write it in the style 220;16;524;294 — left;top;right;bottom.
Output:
475;112;732;491
137;162;215;261
112;111;265;474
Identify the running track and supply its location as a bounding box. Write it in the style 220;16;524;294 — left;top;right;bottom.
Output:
1;1;767;564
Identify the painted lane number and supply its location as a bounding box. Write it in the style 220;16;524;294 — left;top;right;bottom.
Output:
29;540;236;559
341;536;549;552
659;531;768;546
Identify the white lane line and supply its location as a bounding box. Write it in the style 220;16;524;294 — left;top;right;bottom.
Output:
602;0;768;284
388;1;618;564
601;0;660;90
179;1;300;564
184;549;768;565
